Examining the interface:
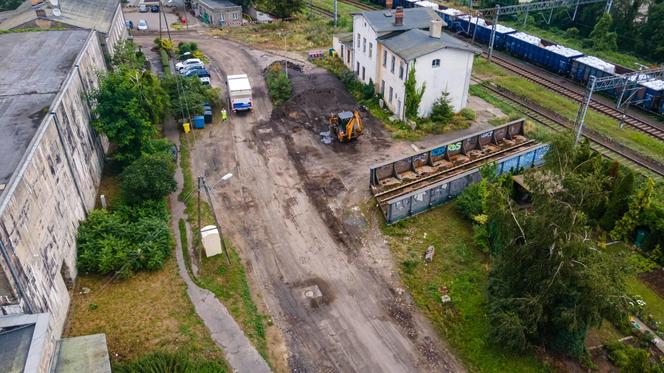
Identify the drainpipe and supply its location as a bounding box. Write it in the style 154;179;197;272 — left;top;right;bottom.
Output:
0;238;34;313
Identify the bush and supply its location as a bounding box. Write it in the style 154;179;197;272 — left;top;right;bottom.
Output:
455;180;488;221
265;68;292;106
76;207;171;278
120;154;176;204
362;79;375;100
605;341;663;373
177;41;198;57
430;91;454;124
113;351;227;373
564;27;580;39
160;49;170;74
459;108;476;121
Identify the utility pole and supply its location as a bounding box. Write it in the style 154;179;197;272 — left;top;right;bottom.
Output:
487;5;499;61
197;176;202;266
159;0;163;40
334;0;338;28
202;177;231;265
574;76;595;145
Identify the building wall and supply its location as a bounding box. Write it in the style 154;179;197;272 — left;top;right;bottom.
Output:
378;48;407;119
194;0;242;26
104;2;128;55
353;14;378;84
414;47;474;115
0;31;106;372
332;36;353;70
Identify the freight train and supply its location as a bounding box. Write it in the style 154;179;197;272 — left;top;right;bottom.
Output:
373;1;664;115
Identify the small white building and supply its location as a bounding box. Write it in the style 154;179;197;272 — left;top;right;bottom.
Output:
332;33;354;70
338;7;478;120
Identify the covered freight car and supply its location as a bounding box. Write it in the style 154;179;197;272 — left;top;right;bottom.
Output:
456;15;515;49
640;79;664;114
504;32;583;75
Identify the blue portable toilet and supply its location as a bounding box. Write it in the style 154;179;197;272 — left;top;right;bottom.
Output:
193;115;205;129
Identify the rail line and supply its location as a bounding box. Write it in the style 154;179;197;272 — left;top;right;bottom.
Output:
338;0;381;10
474;80;664;182
488;53;664;142
309;3;335;18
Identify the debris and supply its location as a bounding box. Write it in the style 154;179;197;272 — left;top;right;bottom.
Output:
410;144;420;152
80;287;91;295
319;130;333;144
424;245;435;263
441;295;452;303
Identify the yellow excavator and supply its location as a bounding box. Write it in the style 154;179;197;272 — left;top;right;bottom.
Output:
327;111;363;142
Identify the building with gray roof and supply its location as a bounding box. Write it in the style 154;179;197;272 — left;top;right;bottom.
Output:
378;28;478;61
0;29;109;372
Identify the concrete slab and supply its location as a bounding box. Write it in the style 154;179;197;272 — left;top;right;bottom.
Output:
54;334;111;373
0;30;89;191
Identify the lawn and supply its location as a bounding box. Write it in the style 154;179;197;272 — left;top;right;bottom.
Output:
380;203;547;373
210;15;336;52
473;58;664;165
65;257;229;370
309;0;363;28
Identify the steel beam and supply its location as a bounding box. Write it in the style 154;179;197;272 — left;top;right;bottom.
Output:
479;0;608;17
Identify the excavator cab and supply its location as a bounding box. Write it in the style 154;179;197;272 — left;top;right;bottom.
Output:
329;111;363;142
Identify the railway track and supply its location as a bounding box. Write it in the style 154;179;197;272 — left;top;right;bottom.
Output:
338;0;381;10
309;3;334;18
473;80;664;182
488;54;664;142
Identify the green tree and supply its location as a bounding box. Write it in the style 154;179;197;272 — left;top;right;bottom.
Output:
261;0;303;18
265;69;292;106
0;0;21;11
120;154;176;204
362;78;376;100
90;69;168;163
590;13;618;51
611;178;655;241
404;66;425;120
161;75;220;119
430;91;454;124
638;2;664;61
111;40;146;70
600;170;635;231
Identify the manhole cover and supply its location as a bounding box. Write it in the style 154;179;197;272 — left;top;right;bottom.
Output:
302;285;322;299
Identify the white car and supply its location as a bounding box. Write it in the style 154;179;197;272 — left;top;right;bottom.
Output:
179;62;205;75
175;58;202;72
199;77;211;85
137;19;148;31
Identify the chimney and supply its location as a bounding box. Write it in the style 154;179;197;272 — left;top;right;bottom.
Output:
394;6;403;26
430;19;442;38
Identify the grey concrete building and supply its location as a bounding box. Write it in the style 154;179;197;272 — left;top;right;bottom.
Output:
192;0;243;27
0;0;128;56
0;29;108;372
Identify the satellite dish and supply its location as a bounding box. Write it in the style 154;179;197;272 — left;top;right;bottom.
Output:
49;0;58;6
52;7;61;16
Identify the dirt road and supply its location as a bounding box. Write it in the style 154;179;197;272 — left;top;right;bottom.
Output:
136;34;468;372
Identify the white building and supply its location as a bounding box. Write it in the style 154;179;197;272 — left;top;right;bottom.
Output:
343;7;478;120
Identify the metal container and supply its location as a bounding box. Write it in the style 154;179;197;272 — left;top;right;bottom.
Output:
192;115;205;129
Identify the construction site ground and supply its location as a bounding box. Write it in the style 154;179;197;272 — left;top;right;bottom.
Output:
133;34;507;372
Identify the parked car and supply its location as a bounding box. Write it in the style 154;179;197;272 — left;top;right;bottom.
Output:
199;76;211;85
150;5;159;12
125;20;133;29
175;58;202;71
137;19;148;31
138;4;148;12
184;68;210;78
180;63;205;75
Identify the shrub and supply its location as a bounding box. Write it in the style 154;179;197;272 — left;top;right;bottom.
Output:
430;91;454;124
265;69;292;106
564;27;580;39
459;107;476;121
362;79;375;100
76;208;171;278
455;180;488;221
113;351;227;373
160;49;170;74
120;154;176;204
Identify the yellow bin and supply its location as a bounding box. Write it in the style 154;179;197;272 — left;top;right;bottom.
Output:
183;122;191;133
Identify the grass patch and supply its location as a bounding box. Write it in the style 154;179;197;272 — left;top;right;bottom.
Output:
309;0;363;27
625;277;664;323
381;203;547;372
209;16;339;51
65;257;228;367
500;20;655;69
177;133;270;363
473;58;664;165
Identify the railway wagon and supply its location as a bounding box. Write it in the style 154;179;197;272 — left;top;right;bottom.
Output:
456;15;515;49
438;7;465;31
570;56;647;103
367;0;408;8
505;32;583;75
640;80;664;114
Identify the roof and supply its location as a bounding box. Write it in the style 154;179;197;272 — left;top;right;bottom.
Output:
379;29;479;61
196;0;242;10
334;32;353;46
0;0;121;33
0;313;49;373
0;30;90;190
54;334;112;373
357;8;444;33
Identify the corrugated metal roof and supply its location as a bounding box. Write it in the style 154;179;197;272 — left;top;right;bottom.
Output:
197;0;242;10
358;8;444;33
379;29;479;61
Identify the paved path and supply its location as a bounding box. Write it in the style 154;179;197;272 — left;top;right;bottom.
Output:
166;118;271;373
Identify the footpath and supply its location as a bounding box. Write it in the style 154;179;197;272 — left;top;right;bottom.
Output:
165;117;271;373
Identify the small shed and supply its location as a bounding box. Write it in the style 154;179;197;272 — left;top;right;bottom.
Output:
192;0;242;27
201;225;222;257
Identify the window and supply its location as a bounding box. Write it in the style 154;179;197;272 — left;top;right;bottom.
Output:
369;42;372;58
399;63;404;80
389;86;393;103
382;50;387;67
390;55;395;73
341;45;344;59
380;80;385;96
363;37;366;53
362;66;365;81
357;33;361;50
356;62;360;75
347;50;351;64
232;12;239;20
432;59;441;68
